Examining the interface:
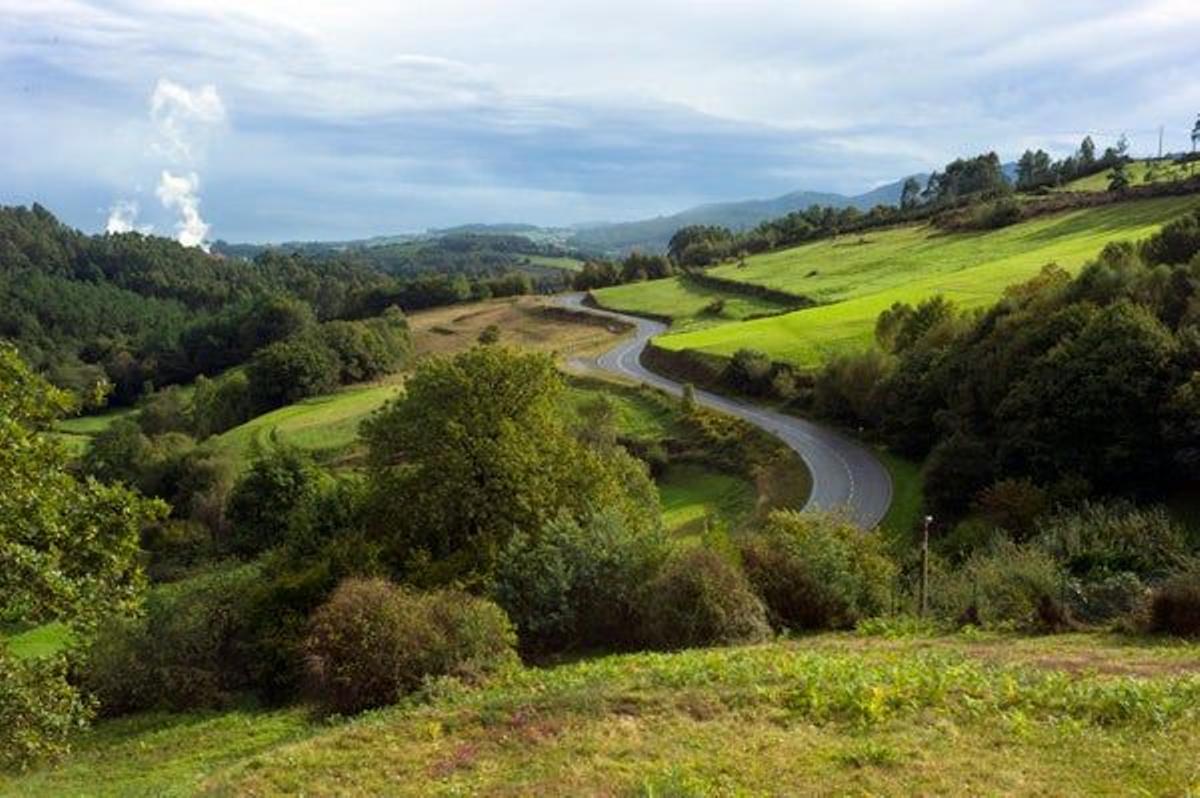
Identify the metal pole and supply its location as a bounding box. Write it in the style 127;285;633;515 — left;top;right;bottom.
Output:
919;515;933;617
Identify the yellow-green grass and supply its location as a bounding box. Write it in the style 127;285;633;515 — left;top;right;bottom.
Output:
50;407;137;457
592;276;796;332
657;464;756;537
523;254;585;272
1060;158;1198;192
1;622;72;660
207;381;401;468
657;196;1198;366
9;632;1200;797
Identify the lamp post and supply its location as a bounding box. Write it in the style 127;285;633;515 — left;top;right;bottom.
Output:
919;515;933;617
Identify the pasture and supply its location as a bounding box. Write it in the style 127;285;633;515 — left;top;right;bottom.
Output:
592;275;796;331
653;195;1197;366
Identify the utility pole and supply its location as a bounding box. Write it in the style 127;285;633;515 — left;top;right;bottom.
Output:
919;515;933;617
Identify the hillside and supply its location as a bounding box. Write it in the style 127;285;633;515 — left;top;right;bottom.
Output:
567;176;921;255
5;630;1199;796
593;194;1198;366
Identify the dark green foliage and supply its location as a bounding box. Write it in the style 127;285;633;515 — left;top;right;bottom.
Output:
921;433;995;518
80;563;263;716
246;334;340;411
191;371;254;437
226;447;324;557
492;510;669;653
740;511;895;631
922;152;1010;204
362;347;659;587
812;349;891;426
303;578;516;715
640;548;770;650
0;650;93;772
973;479;1048;542
1140;208;1200;266
1036;503;1191;581
668;225;735;266
1147;569;1200;637
724;348;774;395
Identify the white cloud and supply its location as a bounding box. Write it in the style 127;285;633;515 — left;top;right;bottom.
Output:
150;78;226;162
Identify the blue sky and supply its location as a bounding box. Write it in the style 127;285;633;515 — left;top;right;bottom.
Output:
2;0;1198;243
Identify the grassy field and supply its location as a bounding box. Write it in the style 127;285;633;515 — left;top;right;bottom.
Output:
1;622;72;660
1060;158;1197;192
652;195;1197;366
657;464;756;537
408;295;625;359
50;407;137;457
206;380;402;468
523;254;585;272
8;631;1200;797
592;276;796;332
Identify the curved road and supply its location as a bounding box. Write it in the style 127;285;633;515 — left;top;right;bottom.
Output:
560;293;892;529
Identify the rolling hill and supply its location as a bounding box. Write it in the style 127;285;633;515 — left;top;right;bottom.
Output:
592;193;1199;367
567;176;924;255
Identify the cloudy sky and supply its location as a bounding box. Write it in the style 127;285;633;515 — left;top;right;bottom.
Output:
2;0;1198;243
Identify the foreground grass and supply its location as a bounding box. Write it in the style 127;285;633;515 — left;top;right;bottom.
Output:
639;196;1196;366
592;276;796;332
1;622;72;660
10;633;1198;796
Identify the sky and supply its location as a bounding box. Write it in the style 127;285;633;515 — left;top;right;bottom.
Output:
2;0;1199;244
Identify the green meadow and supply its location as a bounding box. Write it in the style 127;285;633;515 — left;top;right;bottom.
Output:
592;275;796;331
651;195;1197;366
1060;158;1197;192
8;631;1200;797
657;464;756;537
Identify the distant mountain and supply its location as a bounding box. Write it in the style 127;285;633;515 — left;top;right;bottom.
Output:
568;176;924;254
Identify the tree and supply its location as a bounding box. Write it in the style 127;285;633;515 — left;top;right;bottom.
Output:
1079;135;1096;169
1108;160;1130;192
226;446;325;557
246;334;340;411
362;347;659;586
1;344;165;625
899;177;921;210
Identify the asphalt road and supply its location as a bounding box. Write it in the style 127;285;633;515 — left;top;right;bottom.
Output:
561;293;892;529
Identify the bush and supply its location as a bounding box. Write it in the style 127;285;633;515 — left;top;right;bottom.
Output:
80;563;261;716
741;511;896;631
934;542;1067;631
640;548;769;650
1147;569;1200;637
246;334;340;412
1036;502;1190;581
493;510;668;653
723;348;774;396
304;578;516;715
1066;571;1147;625
0;650;93;771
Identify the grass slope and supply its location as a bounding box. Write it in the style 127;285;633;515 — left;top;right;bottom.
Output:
592;276;796;332
655;196;1197;365
1061;158;1197;192
657;464;755;537
8;632;1200;796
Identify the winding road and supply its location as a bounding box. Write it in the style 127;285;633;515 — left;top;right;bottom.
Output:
560;293;892;529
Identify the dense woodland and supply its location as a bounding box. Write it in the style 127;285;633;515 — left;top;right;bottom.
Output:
0;205;555;407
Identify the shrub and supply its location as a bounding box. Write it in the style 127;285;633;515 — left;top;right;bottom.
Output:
1036;502;1190;581
812;349;892;426
973;478;1048;541
740;511;896;631
80;563;261;716
493;510;668;653
0;650;93;771
304;578;516;715
1147;569;1200;637
723;348;774;396
246;334;339;412
933;542;1067;631
640;548;769;650
1066;571;1147;625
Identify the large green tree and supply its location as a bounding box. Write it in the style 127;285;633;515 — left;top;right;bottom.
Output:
362;346;658;586
1;344;165;625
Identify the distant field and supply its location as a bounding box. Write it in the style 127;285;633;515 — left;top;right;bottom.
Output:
207;380;401;468
522;254;585;272
50;407;137;456
408;295;624;359
654;195;1197;366
10;631;1199;796
592;276;795;331
1060;158;1197;192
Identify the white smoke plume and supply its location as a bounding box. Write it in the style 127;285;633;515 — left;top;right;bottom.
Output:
150;78;226;162
107;79;225;249
105;199;142;234
155;171;210;251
